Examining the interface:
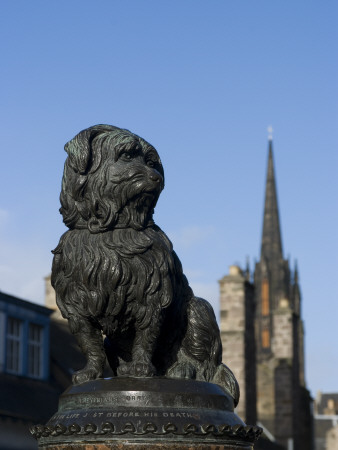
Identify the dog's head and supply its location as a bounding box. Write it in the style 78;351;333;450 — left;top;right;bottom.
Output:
60;125;164;233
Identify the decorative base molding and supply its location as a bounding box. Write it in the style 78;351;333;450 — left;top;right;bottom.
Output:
31;378;261;449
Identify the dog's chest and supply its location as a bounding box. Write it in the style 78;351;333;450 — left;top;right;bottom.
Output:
54;228;177;323
100;228;177;312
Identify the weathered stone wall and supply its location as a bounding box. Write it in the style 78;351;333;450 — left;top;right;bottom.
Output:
274;359;293;447
256;358;275;434
219;266;256;424
262;302;294;443
244;281;257;425
326;424;338;450
219;266;246;420
272;303;293;360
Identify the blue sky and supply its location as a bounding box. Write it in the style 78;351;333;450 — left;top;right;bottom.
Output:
1;1;337;396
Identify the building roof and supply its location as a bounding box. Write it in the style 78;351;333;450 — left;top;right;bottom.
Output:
0;291;53;316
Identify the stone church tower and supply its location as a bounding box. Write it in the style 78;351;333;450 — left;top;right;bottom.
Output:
219;137;313;449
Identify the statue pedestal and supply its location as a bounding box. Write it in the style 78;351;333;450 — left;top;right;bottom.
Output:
31;378;261;449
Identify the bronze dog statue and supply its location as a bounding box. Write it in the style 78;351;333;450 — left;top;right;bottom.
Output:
52;125;239;405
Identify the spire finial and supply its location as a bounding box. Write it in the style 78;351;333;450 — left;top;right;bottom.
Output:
267;125;273;141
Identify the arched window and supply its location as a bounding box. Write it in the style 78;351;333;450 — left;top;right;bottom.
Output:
261;278;269;316
262;328;270;348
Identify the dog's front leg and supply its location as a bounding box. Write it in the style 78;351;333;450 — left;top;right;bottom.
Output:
117;315;160;377
71;319;106;385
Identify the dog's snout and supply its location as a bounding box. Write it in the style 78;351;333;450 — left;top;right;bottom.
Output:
150;173;161;183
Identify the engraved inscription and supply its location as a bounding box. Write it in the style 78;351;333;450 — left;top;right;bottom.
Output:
72;394;152;406
125;395;148;402
51;410;201;421
77;396;119;404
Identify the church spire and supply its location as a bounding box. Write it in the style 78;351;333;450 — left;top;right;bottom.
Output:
260;138;283;263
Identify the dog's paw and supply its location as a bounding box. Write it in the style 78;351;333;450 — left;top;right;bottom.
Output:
167;362;196;380
117;361;156;377
72;364;103;385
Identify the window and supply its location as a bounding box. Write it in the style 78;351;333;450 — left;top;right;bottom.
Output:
262;328;270;348
4;317;46;379
261;278;269;316
28;324;43;378
6;318;23;374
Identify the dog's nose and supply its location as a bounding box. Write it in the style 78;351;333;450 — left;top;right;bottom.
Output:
150;173;161;183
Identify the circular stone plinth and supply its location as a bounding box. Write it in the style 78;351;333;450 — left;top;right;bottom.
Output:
31;377;261;449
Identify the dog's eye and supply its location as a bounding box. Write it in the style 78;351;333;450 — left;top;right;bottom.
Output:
146;160;155;168
120;152;132;161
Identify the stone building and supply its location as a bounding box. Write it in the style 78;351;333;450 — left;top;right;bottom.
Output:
0;290;86;449
0;292;54;449
219;138;313;449
314;391;338;450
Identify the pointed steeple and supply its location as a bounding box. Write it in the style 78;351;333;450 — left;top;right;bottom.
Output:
260;138;283;264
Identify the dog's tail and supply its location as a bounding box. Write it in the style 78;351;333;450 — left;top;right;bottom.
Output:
180;296;240;406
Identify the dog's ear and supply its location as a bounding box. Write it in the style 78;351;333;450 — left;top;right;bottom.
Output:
64;125;117;175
